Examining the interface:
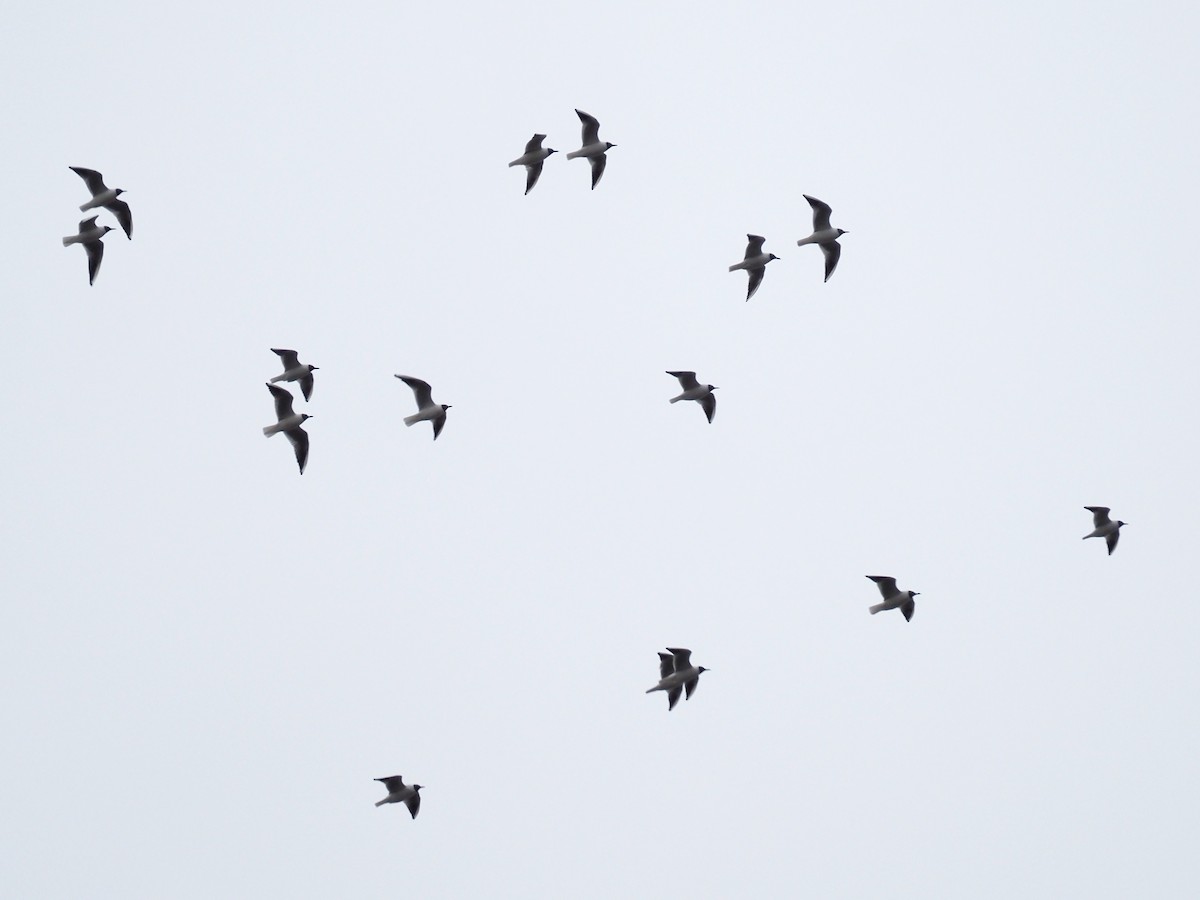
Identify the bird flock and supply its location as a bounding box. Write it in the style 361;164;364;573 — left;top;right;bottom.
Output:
60;107;1130;824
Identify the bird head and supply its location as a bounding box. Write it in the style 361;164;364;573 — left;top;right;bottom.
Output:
769;253;780;261
301;414;314;422
708;385;718;391
547;148;558;156
309;365;319;372
910;592;920;597
114;188;126;197
413;784;424;791
1118;520;1127;527
697;666;710;674
837;229;848;236
102;226;115;235
605;142;617;150
442;404;452;411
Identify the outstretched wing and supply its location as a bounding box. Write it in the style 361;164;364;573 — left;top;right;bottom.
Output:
804;194;834;231
684;676;699;700
658;652;675;680
821;242;841;282
867;575;898;600
1106;530;1120;555
700;392;716;424
746;266;765;301
267;382;296;419
432;413;447;441
667;685;683;711
667;648;692;669
84;239;104;286
375;776;405;791
285;427;310;475
299;372;314;402
405;792;421;819
744;234;766;258
272;348;301;370
108;198;133;239
79;216;99;233
525;161;545;195
667;371;699;390
524;134;547;154
901;598;915;622
395;375;434;409
69;166;107;195
1085;506;1112;528
576;109;601;145
589;154;607;189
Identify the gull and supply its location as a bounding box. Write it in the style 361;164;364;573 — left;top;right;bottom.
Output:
666;371;717;423
1082;506;1127;555
508;133;557;195
374;776;423;818
866;575;918;621
61;216;113;286
69;167;132;239
728;234;779;301
565;109;616;189
269;349;318;401
796;195;848;282
395;375;451;440
262;383;312;474
645;647;709;711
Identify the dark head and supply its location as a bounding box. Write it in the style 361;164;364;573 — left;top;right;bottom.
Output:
697;666;710;674
301;414;314;422
114;188;126;197
911;591;920;597
769;253;780;261
708;385;718;392
605;142;617;150
1118;520;1127;527
547;148;558;156
413;784;423;792
441;404;452;412
837;229;848;237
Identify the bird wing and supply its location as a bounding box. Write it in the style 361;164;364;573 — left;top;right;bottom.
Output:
1106;530;1120;555
746;265;765;301
272;348;300;370
376;776;405;791
79;216;99;233
821;242;841;282
406;792;421;819
700;392;716;424
667;648;692;669
658;652;675;679
286;427;310;474
867;575;898;600
69;166;107;195
667;371;699;390
804;195;834;231
1085;506;1112;527
108;198;133;239
300;372;314;402
901;598;915;622
525;161;545;194
684;675;700;700
267;382;296;419
524;134;547;154
667;685;683;711
576;109;601;145
396;375;434;409
432;413;447;441
744;235;766;258
84;239;104;286
589;154;607;189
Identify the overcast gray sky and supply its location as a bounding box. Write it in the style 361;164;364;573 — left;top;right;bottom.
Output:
3;1;1199;897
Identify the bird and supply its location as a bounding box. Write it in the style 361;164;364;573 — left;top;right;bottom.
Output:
565;109;616;189
1082;506;1127;555
269;349;318;401
508;134;557;195
796;195;847;282
645;647;709;711
666;371;717;423
395;375;451;440
69;167;132;239
374;776;423;818
61;216;114;285
728;235;779;300
866;575;918;621
262;383;312;474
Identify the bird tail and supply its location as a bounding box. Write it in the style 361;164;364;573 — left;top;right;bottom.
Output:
869;603;886;615
262;425;278;437
374;799;388;808
645;686;658;694
403;413;420;427
507;159;521;167
669;397;681;404
727;264;739;272
61;236;73;246
796;235;817;246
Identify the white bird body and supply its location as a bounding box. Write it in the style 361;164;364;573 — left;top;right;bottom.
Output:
728;234;779;300
268;349;317;401
566;110;615;189
395;375;451;439
262;383;312;473
374;776;423;818
509;134;557;194
69;167;132;239
866;575;918;622
796;195;847;282
62;216;113;285
645;648;709;710
666;371;717;423
1082;506;1126;555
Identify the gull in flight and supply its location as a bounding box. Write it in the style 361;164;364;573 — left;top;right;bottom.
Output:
728;234;779;301
508;133;557;195
395;375;451;440
565;109;616;190
645;647;709;711
374;776;423;818
269;349;318;401
61;216;114;285
866;575;918;622
263;383;312;474
666;371;717;423
796;195;847;282
1082;506;1127;555
69;167;132;239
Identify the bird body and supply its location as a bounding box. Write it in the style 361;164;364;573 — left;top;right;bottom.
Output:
666;371;717;423
62;216;113;285
728;234;779;300
509;134;557;194
396;375;451;439
867;575;918;621
263;383;312;473
796;195;846;282
374;776;423;818
646;647;709;710
1082;506;1126;555
269;349;318;401
69;167;132;239
566;109;616;189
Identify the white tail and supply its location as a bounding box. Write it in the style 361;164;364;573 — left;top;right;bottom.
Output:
869;603;886;615
403;413;420;427
374;799;388;807
61;236;72;246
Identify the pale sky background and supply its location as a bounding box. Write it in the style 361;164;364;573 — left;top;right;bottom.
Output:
2;1;1199;897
